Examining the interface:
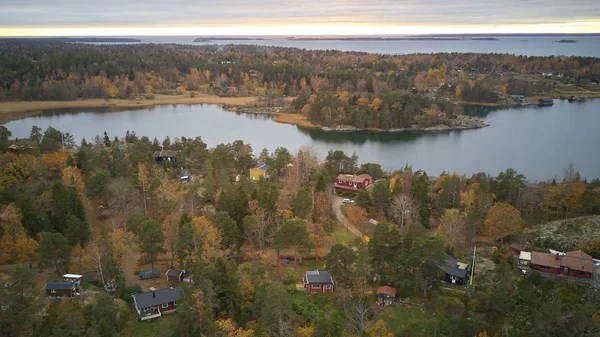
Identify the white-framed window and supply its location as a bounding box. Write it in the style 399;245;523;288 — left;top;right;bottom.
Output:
325;285;332;290
311;284;321;289
161;303;169;309
50;289;57;294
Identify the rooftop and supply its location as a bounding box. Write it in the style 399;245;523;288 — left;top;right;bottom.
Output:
132;287;181;309
253;162;269;171
165;269;183;278
153;150;178;158
304;270;334;284
336;174;372;183
562;250;593;272
519;251;532;261
45;281;77;290
376;286;396;297
531;251;561;269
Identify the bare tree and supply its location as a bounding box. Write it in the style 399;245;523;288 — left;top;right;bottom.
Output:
106;178;139;230
562;161;581;183
344;296;375;333
389;193;417;248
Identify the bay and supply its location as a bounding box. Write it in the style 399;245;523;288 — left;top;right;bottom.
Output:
90;35;600;57
4;100;599;181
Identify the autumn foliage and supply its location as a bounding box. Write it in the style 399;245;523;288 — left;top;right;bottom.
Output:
484;202;524;242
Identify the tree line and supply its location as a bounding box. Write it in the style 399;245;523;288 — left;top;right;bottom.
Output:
2;40;600;129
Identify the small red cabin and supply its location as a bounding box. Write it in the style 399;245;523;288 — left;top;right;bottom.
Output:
334;174;372;191
531;251;562;274
303;270;334;293
509;243;526;255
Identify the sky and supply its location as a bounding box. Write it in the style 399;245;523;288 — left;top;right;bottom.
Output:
1;0;600;36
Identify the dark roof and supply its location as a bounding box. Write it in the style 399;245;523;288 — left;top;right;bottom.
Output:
153;150;178;158
444;266;468;279
133;287;181;309
165;269;183;278
509;243;526;251
304;270;334;284
538;98;554;103
435;256;468;278
253;162;269;171
45;282;77;290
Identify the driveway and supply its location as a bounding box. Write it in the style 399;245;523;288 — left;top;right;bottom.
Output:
331;195;363;237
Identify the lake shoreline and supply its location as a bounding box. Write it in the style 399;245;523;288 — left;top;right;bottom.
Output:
0;95;258;124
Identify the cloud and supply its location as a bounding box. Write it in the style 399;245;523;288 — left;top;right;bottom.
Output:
1;0;599;33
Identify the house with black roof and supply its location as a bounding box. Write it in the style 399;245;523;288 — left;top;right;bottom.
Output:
132;287;181;321
302;270;334;293
45;281;79;298
153;150;178;163
436;256;469;286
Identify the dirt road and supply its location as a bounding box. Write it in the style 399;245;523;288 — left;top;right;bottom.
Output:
331;195;363;237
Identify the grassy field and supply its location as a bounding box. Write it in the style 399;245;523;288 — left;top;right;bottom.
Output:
120;314;178;337
0;93;258;124
329;219;357;245
272;112;319;128
382;306;432;336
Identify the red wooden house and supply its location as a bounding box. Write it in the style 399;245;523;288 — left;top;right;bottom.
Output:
303;270;334;293
561;250;593;279
334;174;372;191
531;251;561;274
132;287;181;321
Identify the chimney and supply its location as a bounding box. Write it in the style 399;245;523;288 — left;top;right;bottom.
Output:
555;253;559;260
152;291;156;298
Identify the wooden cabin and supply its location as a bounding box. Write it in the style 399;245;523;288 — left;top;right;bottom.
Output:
45;281;79;298
302;270;334;293
132;287;181;321
334;174;372;191
376;286;396;306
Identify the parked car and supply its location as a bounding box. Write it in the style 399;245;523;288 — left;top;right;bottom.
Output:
342;198;355;204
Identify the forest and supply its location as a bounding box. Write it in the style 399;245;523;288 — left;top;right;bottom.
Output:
1;40;600;129
1;123;600;337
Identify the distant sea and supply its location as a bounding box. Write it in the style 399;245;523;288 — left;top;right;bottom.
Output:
81;35;600;57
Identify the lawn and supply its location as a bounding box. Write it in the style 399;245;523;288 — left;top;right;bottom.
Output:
381;306;433;337
329;219;357;244
120;314;179;337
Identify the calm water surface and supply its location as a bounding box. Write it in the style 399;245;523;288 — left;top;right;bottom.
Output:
4;100;600;181
94;35;600;57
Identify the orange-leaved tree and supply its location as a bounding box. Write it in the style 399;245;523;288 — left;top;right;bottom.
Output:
484;202;523;242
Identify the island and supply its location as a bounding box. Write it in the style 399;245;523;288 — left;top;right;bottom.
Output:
193;37;265;42
555;39;577;43
287;37;498;41
1;40;599;131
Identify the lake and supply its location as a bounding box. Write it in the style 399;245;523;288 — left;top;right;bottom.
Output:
103;35;600;57
3;100;600;181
